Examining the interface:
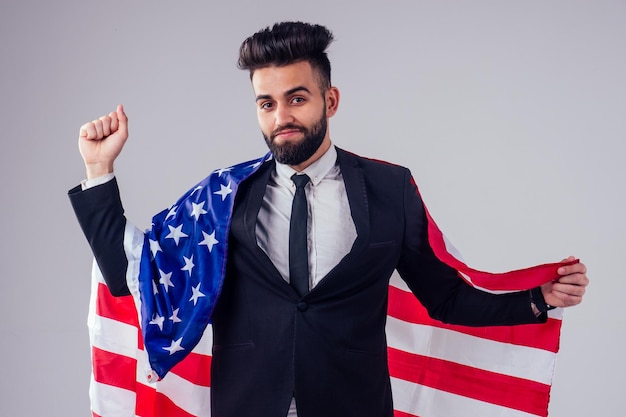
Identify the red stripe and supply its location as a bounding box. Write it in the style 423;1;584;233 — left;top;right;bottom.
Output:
92;346;137;392
91;352;201;417
408;176;577;291
170;352;212;387
96;282;139;327
136;383;196;417
388;285;561;352
96;283;145;349
394;411;419;417
92;413;102;417
388;347;550;416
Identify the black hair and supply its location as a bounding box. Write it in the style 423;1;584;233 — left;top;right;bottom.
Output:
237;21;334;89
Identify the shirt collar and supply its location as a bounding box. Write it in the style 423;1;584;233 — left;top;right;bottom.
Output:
274;144;338;187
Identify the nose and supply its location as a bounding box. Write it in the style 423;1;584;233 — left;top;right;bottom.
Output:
275;103;295;127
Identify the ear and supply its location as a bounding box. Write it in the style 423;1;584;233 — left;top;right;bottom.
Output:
325;86;340;118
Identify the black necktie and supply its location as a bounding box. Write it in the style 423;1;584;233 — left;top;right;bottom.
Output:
289;174;311;297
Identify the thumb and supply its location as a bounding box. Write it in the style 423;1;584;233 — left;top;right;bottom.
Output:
117;104;129;136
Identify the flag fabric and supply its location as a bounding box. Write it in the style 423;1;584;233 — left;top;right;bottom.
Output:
87;154;570;417
130;155;271;380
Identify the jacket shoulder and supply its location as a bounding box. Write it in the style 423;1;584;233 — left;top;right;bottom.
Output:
336;147;410;178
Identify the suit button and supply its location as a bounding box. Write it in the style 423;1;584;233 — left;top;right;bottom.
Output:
297;302;308;311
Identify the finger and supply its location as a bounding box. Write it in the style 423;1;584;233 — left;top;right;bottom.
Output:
79;122;96;139
549;287;584;307
558;262;587;276
109;111;119;133
552;282;586;298
92;119;104;138
99;115;112;137
556;273;589;288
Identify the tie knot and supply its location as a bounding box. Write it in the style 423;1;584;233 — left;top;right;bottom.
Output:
291;173;310;188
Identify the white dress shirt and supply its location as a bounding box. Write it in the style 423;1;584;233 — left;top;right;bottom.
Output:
256;145;357;291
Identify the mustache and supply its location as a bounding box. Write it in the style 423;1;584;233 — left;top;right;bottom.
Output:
271;124;306;138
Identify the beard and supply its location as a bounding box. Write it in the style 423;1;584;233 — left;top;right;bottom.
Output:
263;109;327;166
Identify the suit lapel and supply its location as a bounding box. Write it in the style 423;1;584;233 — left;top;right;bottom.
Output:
336;148;370;258
238;159;299;296
241;159;274;248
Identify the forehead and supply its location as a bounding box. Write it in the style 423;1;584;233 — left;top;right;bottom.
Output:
251;61;319;96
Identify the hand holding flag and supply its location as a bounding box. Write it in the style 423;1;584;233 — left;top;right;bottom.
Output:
541;256;589;308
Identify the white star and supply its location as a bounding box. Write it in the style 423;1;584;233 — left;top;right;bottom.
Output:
181;255;195;276
248;161;261;169
191;185;202;195
199;230;219;253
163;337;185;355
152;280;159;295
165;224;188;245
149;239;162;257
213;182;232;201
189;283;206;306
149;314;165;331
166;205;178;220
169;308;182;323
159;269;174;293
190;201;208;221
215;167;231;177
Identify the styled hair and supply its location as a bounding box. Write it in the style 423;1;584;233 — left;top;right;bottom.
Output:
237;21;334;90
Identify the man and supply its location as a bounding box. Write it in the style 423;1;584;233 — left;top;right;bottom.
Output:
70;22;588;417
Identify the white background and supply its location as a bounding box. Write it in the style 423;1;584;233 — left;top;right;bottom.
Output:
1;1;623;415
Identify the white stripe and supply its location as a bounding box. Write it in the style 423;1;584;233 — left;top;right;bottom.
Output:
548;307;563;320
390;377;538;417
87;261;105;339
442;234;465;262
90;376;137;417
123;222;160;382
390;271;410;291
123;222;145;326
91;315;138;358
386;316;556;384
136;348;212;416
189;324;213;356
458;270;521;294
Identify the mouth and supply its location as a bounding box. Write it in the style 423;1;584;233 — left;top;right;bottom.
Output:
272;127;304;141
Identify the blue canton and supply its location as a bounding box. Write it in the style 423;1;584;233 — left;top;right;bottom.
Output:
138;153;272;378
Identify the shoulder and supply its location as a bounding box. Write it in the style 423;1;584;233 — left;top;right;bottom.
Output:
336;147;411;179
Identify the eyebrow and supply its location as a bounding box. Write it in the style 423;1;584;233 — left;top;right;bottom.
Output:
255;86;312;102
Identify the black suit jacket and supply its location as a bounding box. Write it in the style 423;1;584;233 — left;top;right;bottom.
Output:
69;148;541;417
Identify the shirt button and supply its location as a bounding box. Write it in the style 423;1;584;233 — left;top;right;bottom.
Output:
297;302;308;311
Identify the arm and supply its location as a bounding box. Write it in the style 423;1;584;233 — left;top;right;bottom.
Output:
397;170;544;326
69;178;130;296
69;105;131;296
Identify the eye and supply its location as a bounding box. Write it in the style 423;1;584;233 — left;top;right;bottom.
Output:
291;96;305;104
259;101;273;110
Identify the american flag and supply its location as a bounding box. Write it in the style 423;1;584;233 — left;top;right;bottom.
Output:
87;154;568;417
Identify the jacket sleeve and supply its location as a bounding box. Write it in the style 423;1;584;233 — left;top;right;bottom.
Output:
68;178;130;296
396;169;543;326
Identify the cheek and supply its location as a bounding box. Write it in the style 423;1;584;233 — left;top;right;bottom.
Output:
256;113;271;132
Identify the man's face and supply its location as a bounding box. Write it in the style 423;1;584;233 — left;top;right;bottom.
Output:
252;61;338;168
